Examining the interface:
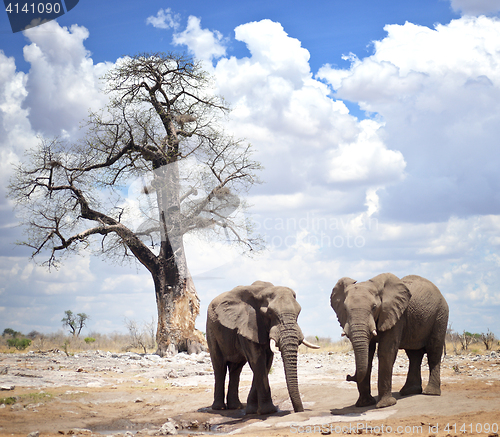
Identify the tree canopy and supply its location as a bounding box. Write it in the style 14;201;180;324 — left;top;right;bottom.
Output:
8;52;262;355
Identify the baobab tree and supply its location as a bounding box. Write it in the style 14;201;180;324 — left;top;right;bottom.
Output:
8;52;262;356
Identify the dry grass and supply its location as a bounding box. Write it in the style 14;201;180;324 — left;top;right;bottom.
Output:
0;330;156;355
2;331;498;357
445;339;500;356
300;336;352;354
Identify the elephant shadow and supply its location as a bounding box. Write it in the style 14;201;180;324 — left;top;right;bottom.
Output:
198;404;292;423
330;391;417;415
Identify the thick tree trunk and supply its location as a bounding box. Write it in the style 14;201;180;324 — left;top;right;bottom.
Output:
154;271;206;356
153;161;206;357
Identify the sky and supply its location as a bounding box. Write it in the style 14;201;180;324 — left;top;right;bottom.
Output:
1;0;500;342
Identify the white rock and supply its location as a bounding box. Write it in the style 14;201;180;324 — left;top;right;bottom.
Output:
158;421;177;435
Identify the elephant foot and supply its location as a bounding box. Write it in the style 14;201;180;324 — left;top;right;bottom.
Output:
376;396;397;408
423;384;441;396
211;401;226;410
399;384;423;396
245;403;258;415
258;401;278;415
355;395;376;407
227;400;244;409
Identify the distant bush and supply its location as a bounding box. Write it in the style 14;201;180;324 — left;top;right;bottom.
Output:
7;337;31;350
2;328;21;337
84;337;96;344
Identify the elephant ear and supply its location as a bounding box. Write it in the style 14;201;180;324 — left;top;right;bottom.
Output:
213;283;270;344
371;273;411;331
330;277;357;328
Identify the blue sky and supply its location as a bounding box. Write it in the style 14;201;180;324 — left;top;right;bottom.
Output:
1;0;500;341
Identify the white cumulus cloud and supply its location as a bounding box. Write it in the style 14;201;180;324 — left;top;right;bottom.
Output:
22;21;113;137
173;16;227;62
146;8;180;30
320;16;500;222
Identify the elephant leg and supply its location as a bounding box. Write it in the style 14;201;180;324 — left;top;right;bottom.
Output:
355;340;377;407
208;338;227;410
423;343;443;395
227;361;245;409
212;361;227;410
246;381;258;414
376;340;398;408
400;349;424;396
245;346;277;415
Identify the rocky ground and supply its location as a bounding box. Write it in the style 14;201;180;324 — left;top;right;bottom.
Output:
0;349;499;437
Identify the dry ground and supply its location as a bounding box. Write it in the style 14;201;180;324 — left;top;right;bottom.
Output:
0;349;499;437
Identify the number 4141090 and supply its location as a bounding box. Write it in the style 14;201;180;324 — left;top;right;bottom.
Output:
5;3;61;14
444;423;498;434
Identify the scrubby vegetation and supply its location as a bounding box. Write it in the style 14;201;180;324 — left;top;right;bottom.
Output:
446;326;499;355
0;324;158;355
1;325;497;356
302;336;353;354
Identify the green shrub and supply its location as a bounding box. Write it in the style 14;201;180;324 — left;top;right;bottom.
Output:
7;338;31;350
84;337;96;344
0;397;16;405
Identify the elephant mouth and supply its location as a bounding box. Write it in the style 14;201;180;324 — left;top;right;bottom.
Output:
270;338;320;353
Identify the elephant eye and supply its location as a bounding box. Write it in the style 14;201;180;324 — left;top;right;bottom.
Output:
371;304;377;311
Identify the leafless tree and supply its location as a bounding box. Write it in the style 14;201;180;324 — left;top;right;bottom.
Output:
458;331;475;351
480;329;496;351
8;52;262;356
124;318;155;354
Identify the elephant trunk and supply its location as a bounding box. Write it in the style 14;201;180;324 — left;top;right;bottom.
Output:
349;323;371;385
278;323;304;413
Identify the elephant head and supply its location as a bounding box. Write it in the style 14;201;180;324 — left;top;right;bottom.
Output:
213;280;319;412
330;273;411;384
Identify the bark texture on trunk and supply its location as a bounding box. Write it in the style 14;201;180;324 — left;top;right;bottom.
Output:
153;162;206;357
155;273;205;356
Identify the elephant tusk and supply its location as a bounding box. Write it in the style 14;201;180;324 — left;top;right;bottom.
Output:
341;331;347;337
270;338;280;354
302;339;320;349
372;330;378;337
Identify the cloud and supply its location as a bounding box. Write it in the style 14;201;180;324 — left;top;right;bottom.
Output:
146;8;180;30
204;18;406;212
450;0;500;16
173;16;226;62
22;21;113;137
320;16;500;222
324;119;406;186
0;51;31;174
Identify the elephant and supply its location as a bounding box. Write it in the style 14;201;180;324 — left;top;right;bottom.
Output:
330;273;449;409
206;280;319;415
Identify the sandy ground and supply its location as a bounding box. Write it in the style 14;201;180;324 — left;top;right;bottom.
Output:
1;349;499;437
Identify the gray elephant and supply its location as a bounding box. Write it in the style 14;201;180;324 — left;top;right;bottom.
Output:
206;281;319;414
330;273;449;409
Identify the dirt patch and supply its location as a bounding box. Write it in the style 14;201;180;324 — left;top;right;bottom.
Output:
0;350;499;437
